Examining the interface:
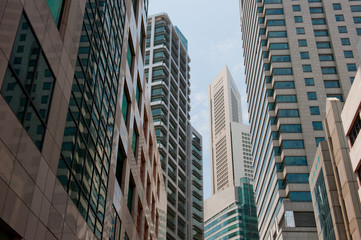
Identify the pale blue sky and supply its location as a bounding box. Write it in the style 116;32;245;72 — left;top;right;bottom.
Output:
148;1;248;199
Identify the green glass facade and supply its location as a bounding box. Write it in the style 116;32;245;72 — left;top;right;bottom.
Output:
56;0;126;238
204;179;259;240
313;170;336;240
47;0;64;26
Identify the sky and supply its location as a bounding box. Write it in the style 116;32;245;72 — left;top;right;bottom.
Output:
148;1;248;199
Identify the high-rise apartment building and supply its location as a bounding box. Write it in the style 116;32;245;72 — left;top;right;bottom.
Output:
188;126;204;240
145;13;203;240
239;0;361;239
0;0;167;239
208;66;252;194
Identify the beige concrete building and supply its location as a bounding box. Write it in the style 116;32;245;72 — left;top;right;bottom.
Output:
341;68;361;204
208;66;252;194
309;98;361;239
239;0;361;239
0;0;167;239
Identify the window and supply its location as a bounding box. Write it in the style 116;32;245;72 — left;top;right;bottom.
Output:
267;19;286;26
274;81;295;89
46;0;64;26
271;55;291;62
312;122;323;130
260;28;266;35
296;27;305;34
335;14;345;21
338;26;347;33
127;39;135;72
354;17;361;23
319;54;334;61
293;5;301;11
132;125;138;155
357;28;361;35
305;78;315;86
310;106;320;115
348;115;361;146
327;94;343;102
122;89;129;124
351;5;361;12
290;192;312;202
282;140;304;149
315;137;325;146
116;142;125;187
265;8;284;15
303;65;312;72
273;68;293;75
316;42;331;49
268;31;287;38
127;176;135;213
344;51;354;58
322;67;337;74
270;43;289;49
333;3;342;10
259;17;265;24
310;7;323;13
294;16;303;23
265;0;282;3
314;30;329;36
1;14;55;150
278;109;299;117
284;156;307;166
300;52;310;59
298;39;307;47
287;174;309;183
341;38;351;45
307;92;317;100
280;124;302;133
261;40;268;46
324;80;340;88
350;77;355;84
347;63;357;71
276;95;297;103
312;18;326;25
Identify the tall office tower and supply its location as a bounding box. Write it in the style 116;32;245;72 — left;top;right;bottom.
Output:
209;66;252;194
187;126;204;240
145;13;202;240
239;0;361;239
204;178;259;240
0;0;167;239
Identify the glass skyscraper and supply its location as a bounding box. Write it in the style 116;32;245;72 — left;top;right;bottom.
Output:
239;0;360;239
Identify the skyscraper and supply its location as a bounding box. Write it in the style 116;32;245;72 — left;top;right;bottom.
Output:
208;66;252;194
145;13;203;240
239;0;361;239
0;0;167;239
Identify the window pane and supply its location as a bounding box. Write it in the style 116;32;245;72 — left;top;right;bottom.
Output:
300;52;310;59
312;122;323;130
46;0;64;26
344;51;354;58
304;78;314;86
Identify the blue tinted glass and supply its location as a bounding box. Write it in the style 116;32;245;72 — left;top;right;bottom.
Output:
333;3;342;10
347;64;357;71
268;31;287;38
324;81;340;88
287;174;309;183
303;65;312;72
282;140;304;149
312;18;326;25
280;124;302;132
300;52;310;59
314;30;328;36
344;51;354;58
327;95;343;101
338;26;347;33
296;28;305;34
284;156;307;166
294;16;303;23
357;28;361;35
270;43;289;49
290;192;312;202
273;68;293;75
351;5;361;12
305;78;314;86
274;81;295;89
267;20;285;26
265;8;284;15
298;39;307;47
335;14;344;21
354;17;361;23
321;67;337;74
276;95;297;103
315;137;325;146
278;109;299;117
307;92;317;100
319;54;334;61
310;7;323;13
292;5;301;11
271;55;290;62
312;122;323;130
265;0;282;3
310;106;320;115
341;38;350;45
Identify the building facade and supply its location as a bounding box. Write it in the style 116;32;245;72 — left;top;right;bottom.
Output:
0;0;167;239
204;178;259;240
145;13;203;240
341;66;361;203
309;98;361;240
208;66;252;194
239;0;361;239
188;126;204;240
